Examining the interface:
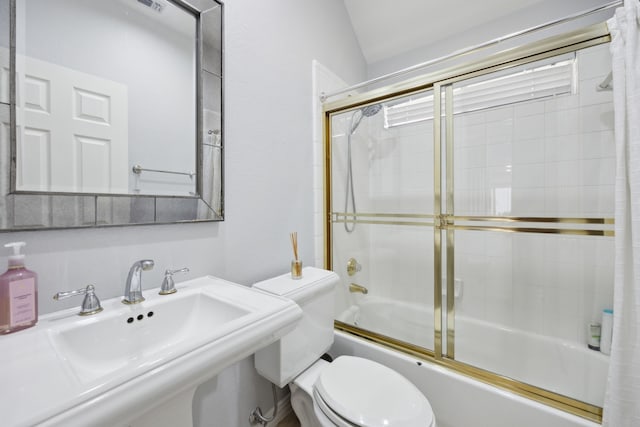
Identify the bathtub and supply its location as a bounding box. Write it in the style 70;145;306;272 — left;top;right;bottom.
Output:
335;297;608;426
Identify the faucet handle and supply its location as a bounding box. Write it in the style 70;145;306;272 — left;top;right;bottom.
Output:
54;284;103;316
159;267;189;295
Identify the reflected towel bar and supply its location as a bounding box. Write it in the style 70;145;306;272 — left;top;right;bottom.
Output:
132;164;195;178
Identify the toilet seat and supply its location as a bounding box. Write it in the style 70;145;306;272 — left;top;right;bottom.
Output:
312;356;435;427
313;387;359;427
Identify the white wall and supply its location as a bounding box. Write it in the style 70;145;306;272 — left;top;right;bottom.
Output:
1;0;366;426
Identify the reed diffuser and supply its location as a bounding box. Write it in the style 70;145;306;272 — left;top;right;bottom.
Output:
290;232;303;279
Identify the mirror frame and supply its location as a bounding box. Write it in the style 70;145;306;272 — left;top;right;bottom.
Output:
0;0;224;231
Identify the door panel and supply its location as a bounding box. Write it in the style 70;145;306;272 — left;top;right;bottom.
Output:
16;56;128;194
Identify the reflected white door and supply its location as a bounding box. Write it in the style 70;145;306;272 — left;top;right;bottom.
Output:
15;55;128;194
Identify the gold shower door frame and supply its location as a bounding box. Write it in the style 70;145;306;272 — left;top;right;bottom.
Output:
323;22;613;423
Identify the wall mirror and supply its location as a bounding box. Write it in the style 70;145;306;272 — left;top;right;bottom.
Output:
0;0;223;230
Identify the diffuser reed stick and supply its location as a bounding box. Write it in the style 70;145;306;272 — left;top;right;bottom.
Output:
290;232;299;261
290;232;302;279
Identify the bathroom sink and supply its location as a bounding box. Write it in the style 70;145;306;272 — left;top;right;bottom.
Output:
0;276;302;427
51;290;251;383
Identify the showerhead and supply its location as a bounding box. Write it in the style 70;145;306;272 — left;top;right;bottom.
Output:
361;104;382;117
350;104;382;134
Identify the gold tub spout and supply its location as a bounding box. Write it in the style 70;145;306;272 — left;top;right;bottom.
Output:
349;283;369;294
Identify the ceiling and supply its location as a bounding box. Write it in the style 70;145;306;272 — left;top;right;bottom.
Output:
343;0;552;64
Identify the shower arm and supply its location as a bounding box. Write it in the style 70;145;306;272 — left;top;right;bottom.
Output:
597;71;613;91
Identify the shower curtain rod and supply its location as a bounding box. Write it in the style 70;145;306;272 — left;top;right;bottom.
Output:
320;0;622;102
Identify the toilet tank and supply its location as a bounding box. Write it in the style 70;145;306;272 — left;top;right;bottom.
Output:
253;267;338;387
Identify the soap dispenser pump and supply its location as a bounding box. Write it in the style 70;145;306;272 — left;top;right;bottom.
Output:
0;242;38;334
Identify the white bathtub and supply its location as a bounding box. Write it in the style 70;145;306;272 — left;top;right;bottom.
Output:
336;297;608;423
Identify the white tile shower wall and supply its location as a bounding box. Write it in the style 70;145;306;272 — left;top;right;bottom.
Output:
367;110;435;308
369;224;434;306
370;118;435;307
330;99;436;315
456;230;614;342
370;120;434;214
330;111;373;315
332;223;372;314
454;48;614;219
452;43;615;344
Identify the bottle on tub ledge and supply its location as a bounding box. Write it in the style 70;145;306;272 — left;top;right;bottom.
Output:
600;308;613;355
587;321;601;351
0;242;38;334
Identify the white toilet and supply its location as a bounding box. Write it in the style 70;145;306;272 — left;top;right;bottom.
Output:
253;267;436;427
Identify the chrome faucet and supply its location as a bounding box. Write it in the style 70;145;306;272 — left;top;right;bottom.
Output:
54;284;103;316
123;259;154;304
159;267;189;295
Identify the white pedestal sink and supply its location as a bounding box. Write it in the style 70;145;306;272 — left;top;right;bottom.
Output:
0;276;302;427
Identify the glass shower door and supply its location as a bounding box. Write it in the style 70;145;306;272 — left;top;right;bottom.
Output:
445;44;614;410
325;24;614;422
330;89;437;352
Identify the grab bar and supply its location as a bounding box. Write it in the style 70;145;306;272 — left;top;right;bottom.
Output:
132;164;194;179
349;283;368;294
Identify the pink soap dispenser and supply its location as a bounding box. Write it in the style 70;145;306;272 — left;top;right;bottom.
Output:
0;242;38;334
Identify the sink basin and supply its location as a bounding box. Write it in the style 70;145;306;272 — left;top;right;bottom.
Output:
51;291;251;383
0;275;302;427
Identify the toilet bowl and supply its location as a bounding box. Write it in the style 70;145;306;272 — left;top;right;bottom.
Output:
252;267;436;427
291;357;436;427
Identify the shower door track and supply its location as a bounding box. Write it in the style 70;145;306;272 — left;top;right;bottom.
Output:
323;21;614;424
335;320;604;422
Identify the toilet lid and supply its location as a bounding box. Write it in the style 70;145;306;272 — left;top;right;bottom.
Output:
314;356;434;427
